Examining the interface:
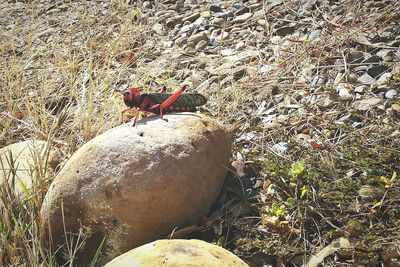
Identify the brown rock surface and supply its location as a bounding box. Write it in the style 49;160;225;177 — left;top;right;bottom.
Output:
104;239;249;267
41;113;231;266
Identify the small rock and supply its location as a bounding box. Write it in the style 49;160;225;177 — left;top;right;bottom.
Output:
0;140;60;197
347;73;358;83
162;40;173;48
232;67;247;79
234;7;249;16
257;64;274;75
233;2;242;9
104;239;249;267
188;32;208;44
195;40;208;50
354;85;367;94
367;65;386;78
175;36;186;46
336;83;353;100
232;13;253;23
200;11;212;18
142;1;153;8
184;47;196;54
357;73;376;85
152;23;164;35
219;31;229;40
352;97;383;111
310;75;326;88
376;49;396;61
216;10;234;19
345;50;364;64
209;37;219;46
272;142;289;155
308;29;321;39
392;103;400;112
373;72;392;87
220;49;236;56
256;19;268;27
275;25;296;36
183;12;201;23
385;89;397;99
354;65;369;75
317;96;334;108
174;1;184;11
186;41;196;49
209;4;222;12
179;23;195;34
212;17;225;25
165;19;176;28
236;41;245;50
362;55;380;64
249;3;262;11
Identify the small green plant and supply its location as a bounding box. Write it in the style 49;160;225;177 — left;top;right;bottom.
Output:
265;202;287;217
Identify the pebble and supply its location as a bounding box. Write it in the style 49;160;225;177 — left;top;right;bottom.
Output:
367;65;386;78
374;72;392;86
201;11;211;18
257;19;268;27
209;4;222;13
249;3;262;11
347;73;358;83
183;12;200;23
216;11;234;19
152;23;164;35
352;97;383;111
354;85;367;94
337;84;353;100
308;29;321;39
233;2;242;9
211;17;225;26
357;73;376;85
195;40;208;50
219;31;229;40
310;75;326;88
272;142;290;155
345;50;364;64
234;7;249;16
221;49;236;56
392;104;400;112
184;47;196;55
175;36;186;46
385;89;397;99
187;32;208;44
235;41;245;50
232;13;253;23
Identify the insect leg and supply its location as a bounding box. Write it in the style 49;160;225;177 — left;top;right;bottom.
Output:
121;107;132;123
159;85;186;109
131;108;140;127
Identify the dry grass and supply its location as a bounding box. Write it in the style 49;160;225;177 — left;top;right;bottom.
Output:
1;0;400;266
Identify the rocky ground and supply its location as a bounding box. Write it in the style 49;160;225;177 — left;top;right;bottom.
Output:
1;0;400;266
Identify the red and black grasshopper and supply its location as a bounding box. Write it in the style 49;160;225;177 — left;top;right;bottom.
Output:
122;85;207;125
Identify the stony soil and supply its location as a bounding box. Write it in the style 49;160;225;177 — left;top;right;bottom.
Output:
1;0;399;266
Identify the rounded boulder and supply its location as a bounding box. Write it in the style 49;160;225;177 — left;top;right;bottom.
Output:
41;113;231;265
0;140;60;197
105;239;249;267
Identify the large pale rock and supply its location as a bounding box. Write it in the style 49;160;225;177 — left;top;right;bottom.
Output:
41;113;231;266
105;239;249;267
0;140;59;197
